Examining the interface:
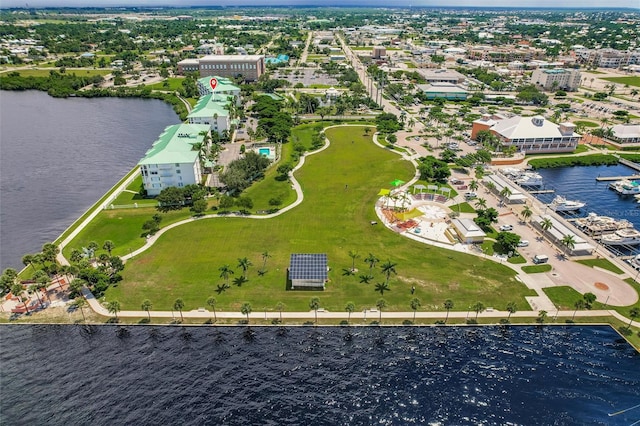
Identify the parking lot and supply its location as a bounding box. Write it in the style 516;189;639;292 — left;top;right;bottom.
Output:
271;68;340;87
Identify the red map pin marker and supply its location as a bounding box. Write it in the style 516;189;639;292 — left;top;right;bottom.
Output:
209;78;218;91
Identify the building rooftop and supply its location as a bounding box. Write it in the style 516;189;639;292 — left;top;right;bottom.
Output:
139;123;210;166
188;94;231;119
490;115;580;140
451;218;486;239
418;82;469;93
196;76;240;93
612;124;640;139
289;253;328;281
199;54;264;62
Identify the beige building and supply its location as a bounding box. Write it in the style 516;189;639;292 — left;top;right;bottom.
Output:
177;55;265;81
531;68;581;91
372;46;386;59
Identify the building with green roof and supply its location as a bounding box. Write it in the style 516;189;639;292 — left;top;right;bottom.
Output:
187;93;232;135
196;76;241;104
139;123;210;196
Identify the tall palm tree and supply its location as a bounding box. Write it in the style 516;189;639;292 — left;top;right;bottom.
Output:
74;297;87;322
506;302;517;321
443;299;454;323
364;253;379;270
627;307;639;329
485;181;495;193
572;299;585;320
475;198;487;210
521;205;533;222
359;274;373;284
241;302;252;324
107;300;121;320
218;264;234;284
561;234;576;255
141;299;152;321
541;217;553;232
472;301;485;320
11;283;29;314
374;282;391;295
309;297;320;324
28;284;43;306
348;250;360;272
376;298;387;323
207;296;217;322
380;260;397;284
22;254;36;273
499;186;512;202
237;257;252;278
174;298;185;322
469;180;479;191
261;251;272;269
275;302;285;323
410;297;421;322
345;302;355;323
103;240;115;256
233;276;248;287
536;310;548;324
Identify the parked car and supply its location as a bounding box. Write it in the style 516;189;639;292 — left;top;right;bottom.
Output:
499;224;514;231
517;240;529;247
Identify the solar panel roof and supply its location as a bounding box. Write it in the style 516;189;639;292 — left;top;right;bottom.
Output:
289;253;328;280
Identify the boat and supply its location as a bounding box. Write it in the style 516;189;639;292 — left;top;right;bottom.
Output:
574;212;634;235
608;179;640;195
600;228;640;246
627;254;640;270
549;196;585;212
514;172;544;187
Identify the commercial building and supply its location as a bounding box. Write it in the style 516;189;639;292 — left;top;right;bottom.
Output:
450;218;486;244
177;55;265;81
138;124;211;196
372;46;386;59
610;124;640;145
530;68;581;91
417;68;466;84
418;82;469;100
575;48;640;69
472;114;580;154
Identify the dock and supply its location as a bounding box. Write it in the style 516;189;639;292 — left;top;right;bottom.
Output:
619;157;640;172
527;189;555;194
595;175;640;182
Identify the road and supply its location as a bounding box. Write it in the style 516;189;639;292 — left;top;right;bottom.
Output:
299;30;313;65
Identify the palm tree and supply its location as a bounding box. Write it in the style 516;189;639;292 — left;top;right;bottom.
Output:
107;300;121;320
410;297;421;322
376;298;387;323
374;282;391;295
348;250;360;272
561;234;576;255
499;186;512;202
359;274;374;284
506;302;517;322
485;181;495;193
218;264;234;284
103;240;115;256
364;127;371;136
241;302;252;323
380;260;397;284
261;251;272;270
536;310;548;324
22;254;36;273
309;297;320;324
74;297;87;322
521;205;533;223
469;180;479;191
141;299;152;321
443;299;454;323
364;253;379;270
207;296;217;322
627;307;639;329
237;257;252;278
11;283;29;314
275;302;285;323
28;284;43;306
572;299;585;320
474;198;487;210
541;217;553;232
345;301;355;323
472;301;485;320
631;89;639;100
174;298;185;322
233;276;249;287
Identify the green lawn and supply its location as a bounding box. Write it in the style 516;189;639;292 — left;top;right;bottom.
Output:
105;125;535;312
543;286;605;310
602;76;640;88
146;77;185;91
0;68;111;77
522;264;552;273
576;258;624;274
574;120;600;128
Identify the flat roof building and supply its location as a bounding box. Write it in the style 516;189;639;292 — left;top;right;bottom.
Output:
417;68;466;84
418;82;469;100
531;68;581;92
177;55;265;81
450;218;486;244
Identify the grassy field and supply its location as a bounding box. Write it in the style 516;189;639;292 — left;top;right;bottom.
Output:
105;126;535;312
574;120;600;128
0;68;111;77
576;258;624;274
602;76;640;88
522;264;553;273
146;77;185;91
543;286;606;310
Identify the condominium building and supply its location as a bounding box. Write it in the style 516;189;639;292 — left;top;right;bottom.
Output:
575;48;640;69
177;54;265;81
471;115;580;154
531;68;581;91
196;76;241;103
139;124;211;196
187;94;231;135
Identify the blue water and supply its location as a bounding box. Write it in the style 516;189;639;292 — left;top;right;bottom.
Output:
535;164;640;227
259;148;271;156
1;325;638;425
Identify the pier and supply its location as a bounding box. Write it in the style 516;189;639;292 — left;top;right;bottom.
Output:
618;157;640;172
595;174;640;182
527;189;555;194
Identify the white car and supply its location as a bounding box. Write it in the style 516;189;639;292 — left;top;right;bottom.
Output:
517;240;529;247
499;224;514;231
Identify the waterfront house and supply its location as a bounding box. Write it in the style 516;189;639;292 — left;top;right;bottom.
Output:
472;114;580;154
288;254;328;290
139;124;211;196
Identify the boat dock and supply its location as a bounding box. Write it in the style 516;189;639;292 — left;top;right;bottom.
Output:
527;189;555;194
595;175;640;182
619;158;640;172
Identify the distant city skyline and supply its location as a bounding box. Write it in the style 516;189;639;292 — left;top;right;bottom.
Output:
1;0;638;9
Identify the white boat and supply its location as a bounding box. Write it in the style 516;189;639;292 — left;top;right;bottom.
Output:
515;172;544;187
627;254;640;270
609;179;640;195
549;196;585;212
574;212;633;234
600;228;640;246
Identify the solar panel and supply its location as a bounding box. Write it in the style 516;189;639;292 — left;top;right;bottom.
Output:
289;253;328;280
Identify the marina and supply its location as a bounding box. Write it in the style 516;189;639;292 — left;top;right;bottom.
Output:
595;174;640;181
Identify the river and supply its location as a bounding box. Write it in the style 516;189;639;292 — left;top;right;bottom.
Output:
0;90;179;270
1;325;638;425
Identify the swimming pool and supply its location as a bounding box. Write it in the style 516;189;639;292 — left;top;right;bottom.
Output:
255;146;276;160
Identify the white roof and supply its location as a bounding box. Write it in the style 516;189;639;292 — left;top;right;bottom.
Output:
491;116;578;140
612;124;640;139
452;218;486;238
199;54;264;61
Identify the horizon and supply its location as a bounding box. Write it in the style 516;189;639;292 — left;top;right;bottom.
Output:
1;1;639;10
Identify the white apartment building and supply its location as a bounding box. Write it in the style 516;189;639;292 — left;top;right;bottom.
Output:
531;68;581;91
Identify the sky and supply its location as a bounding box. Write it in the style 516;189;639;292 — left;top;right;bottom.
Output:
2;0;639;8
